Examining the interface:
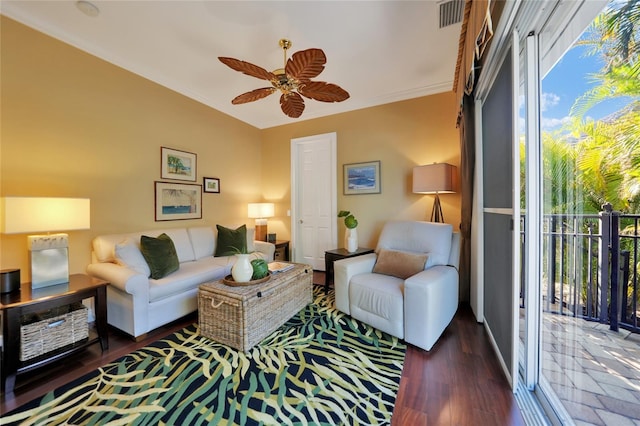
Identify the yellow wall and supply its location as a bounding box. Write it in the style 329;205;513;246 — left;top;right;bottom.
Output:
261;94;461;249
1;17;461;282
1;17;263;281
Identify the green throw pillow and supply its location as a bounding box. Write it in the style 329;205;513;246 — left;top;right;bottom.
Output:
215;224;247;256
140;233;180;279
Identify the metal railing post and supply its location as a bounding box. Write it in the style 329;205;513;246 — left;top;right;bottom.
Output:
610;210;620;331
545;216;554;312
587;222;595;318
599;204;612;324
620;250;630;324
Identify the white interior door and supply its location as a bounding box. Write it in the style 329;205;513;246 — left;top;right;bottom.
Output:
290;132;337;270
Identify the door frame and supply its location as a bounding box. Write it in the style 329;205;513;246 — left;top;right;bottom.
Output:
290;132;338;265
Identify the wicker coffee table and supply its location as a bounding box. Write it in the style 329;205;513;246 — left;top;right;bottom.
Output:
198;263;313;352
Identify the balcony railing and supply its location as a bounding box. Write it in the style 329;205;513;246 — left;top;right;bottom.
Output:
521;205;640;333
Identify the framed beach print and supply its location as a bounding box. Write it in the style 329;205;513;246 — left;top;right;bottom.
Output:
155;182;202;221
161;147;197;181
343;161;381;195
203;177;220;193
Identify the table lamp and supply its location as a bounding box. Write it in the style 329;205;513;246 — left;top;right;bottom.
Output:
248;203;274;242
1;197;90;289
412;163;457;223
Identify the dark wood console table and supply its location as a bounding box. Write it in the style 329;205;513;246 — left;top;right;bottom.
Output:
1;274;109;393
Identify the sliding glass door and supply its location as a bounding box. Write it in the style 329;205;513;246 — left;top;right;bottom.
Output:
515;1;613;423
476;1;625;422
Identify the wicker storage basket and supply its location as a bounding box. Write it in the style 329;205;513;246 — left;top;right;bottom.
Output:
20;302;89;361
198;263;313;352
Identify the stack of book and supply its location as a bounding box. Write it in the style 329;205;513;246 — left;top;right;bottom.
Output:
268;262;295;273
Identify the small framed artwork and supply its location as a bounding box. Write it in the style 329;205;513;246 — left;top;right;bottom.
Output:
161;147;197;182
203;177;220;193
155;181;202;221
343;161;381;195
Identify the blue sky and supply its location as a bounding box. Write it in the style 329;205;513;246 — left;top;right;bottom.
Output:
541;32;632;130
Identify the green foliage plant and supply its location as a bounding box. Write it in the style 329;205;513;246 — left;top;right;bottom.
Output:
338;210;358;229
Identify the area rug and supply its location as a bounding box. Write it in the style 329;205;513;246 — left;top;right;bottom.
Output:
4;287;406;425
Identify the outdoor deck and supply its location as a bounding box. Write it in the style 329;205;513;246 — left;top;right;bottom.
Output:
534;311;640;425
518;210;640;423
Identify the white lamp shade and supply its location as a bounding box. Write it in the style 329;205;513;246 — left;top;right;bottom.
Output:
247;203;275;219
412;163;457;194
1;197;91;234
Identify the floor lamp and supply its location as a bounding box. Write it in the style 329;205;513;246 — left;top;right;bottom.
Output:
412;163;457;223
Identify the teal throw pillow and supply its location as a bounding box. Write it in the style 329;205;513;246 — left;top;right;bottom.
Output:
140;233;180;279
215;224;247;256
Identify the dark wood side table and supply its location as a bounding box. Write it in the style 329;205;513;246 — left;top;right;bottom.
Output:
324;247;375;292
273;240;290;261
1;274;109;393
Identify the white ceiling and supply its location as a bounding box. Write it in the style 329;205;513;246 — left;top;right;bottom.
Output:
1;1;462;129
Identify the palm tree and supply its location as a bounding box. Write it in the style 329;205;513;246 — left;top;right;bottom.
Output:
541;133;582;213
167;155;186;174
600;0;640;74
558;0;640;212
572;0;640;117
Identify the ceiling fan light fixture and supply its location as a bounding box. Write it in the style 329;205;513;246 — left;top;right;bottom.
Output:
219;39;349;119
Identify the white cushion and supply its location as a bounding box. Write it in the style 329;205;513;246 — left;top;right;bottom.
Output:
246;228;256;253
160;229;195;263
188;227;215;260
349;273;405;338
114;238;150;277
93;233;132;263
93;228;195;264
148;258;228;302
376;221;453;267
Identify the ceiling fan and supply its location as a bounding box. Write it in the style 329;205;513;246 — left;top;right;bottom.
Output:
219;39;350;118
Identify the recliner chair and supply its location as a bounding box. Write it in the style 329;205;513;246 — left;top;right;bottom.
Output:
334;221;460;351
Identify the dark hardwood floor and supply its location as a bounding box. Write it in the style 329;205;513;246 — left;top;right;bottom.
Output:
1;272;525;425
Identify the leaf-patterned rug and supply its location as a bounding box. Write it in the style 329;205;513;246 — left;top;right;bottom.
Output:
4;288;406;425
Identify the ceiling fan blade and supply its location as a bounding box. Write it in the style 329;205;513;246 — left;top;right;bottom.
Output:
297;81;350;103
231;87;276;104
219;57;276;81
285;48;326;81
280;92;305;118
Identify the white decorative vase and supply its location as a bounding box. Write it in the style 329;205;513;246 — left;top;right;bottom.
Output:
345;228;358;253
232;254;253;283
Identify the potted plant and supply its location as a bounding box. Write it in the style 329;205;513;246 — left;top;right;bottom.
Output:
230;246;253;283
229;245;270;283
338;210;358;252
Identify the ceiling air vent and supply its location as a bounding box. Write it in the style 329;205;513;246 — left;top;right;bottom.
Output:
439;0;464;28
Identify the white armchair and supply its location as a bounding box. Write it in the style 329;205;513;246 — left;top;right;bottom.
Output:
334;221;460;351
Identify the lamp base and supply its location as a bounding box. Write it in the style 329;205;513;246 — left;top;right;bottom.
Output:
430;194;445;223
255;223;268;242
29;234;70;289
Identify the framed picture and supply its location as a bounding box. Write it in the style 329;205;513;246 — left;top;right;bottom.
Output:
343;161;381;195
155;181;202;221
203;177;220;193
161;147;197;181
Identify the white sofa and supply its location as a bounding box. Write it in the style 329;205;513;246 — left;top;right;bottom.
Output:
334;221;460;351
86;226;274;339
